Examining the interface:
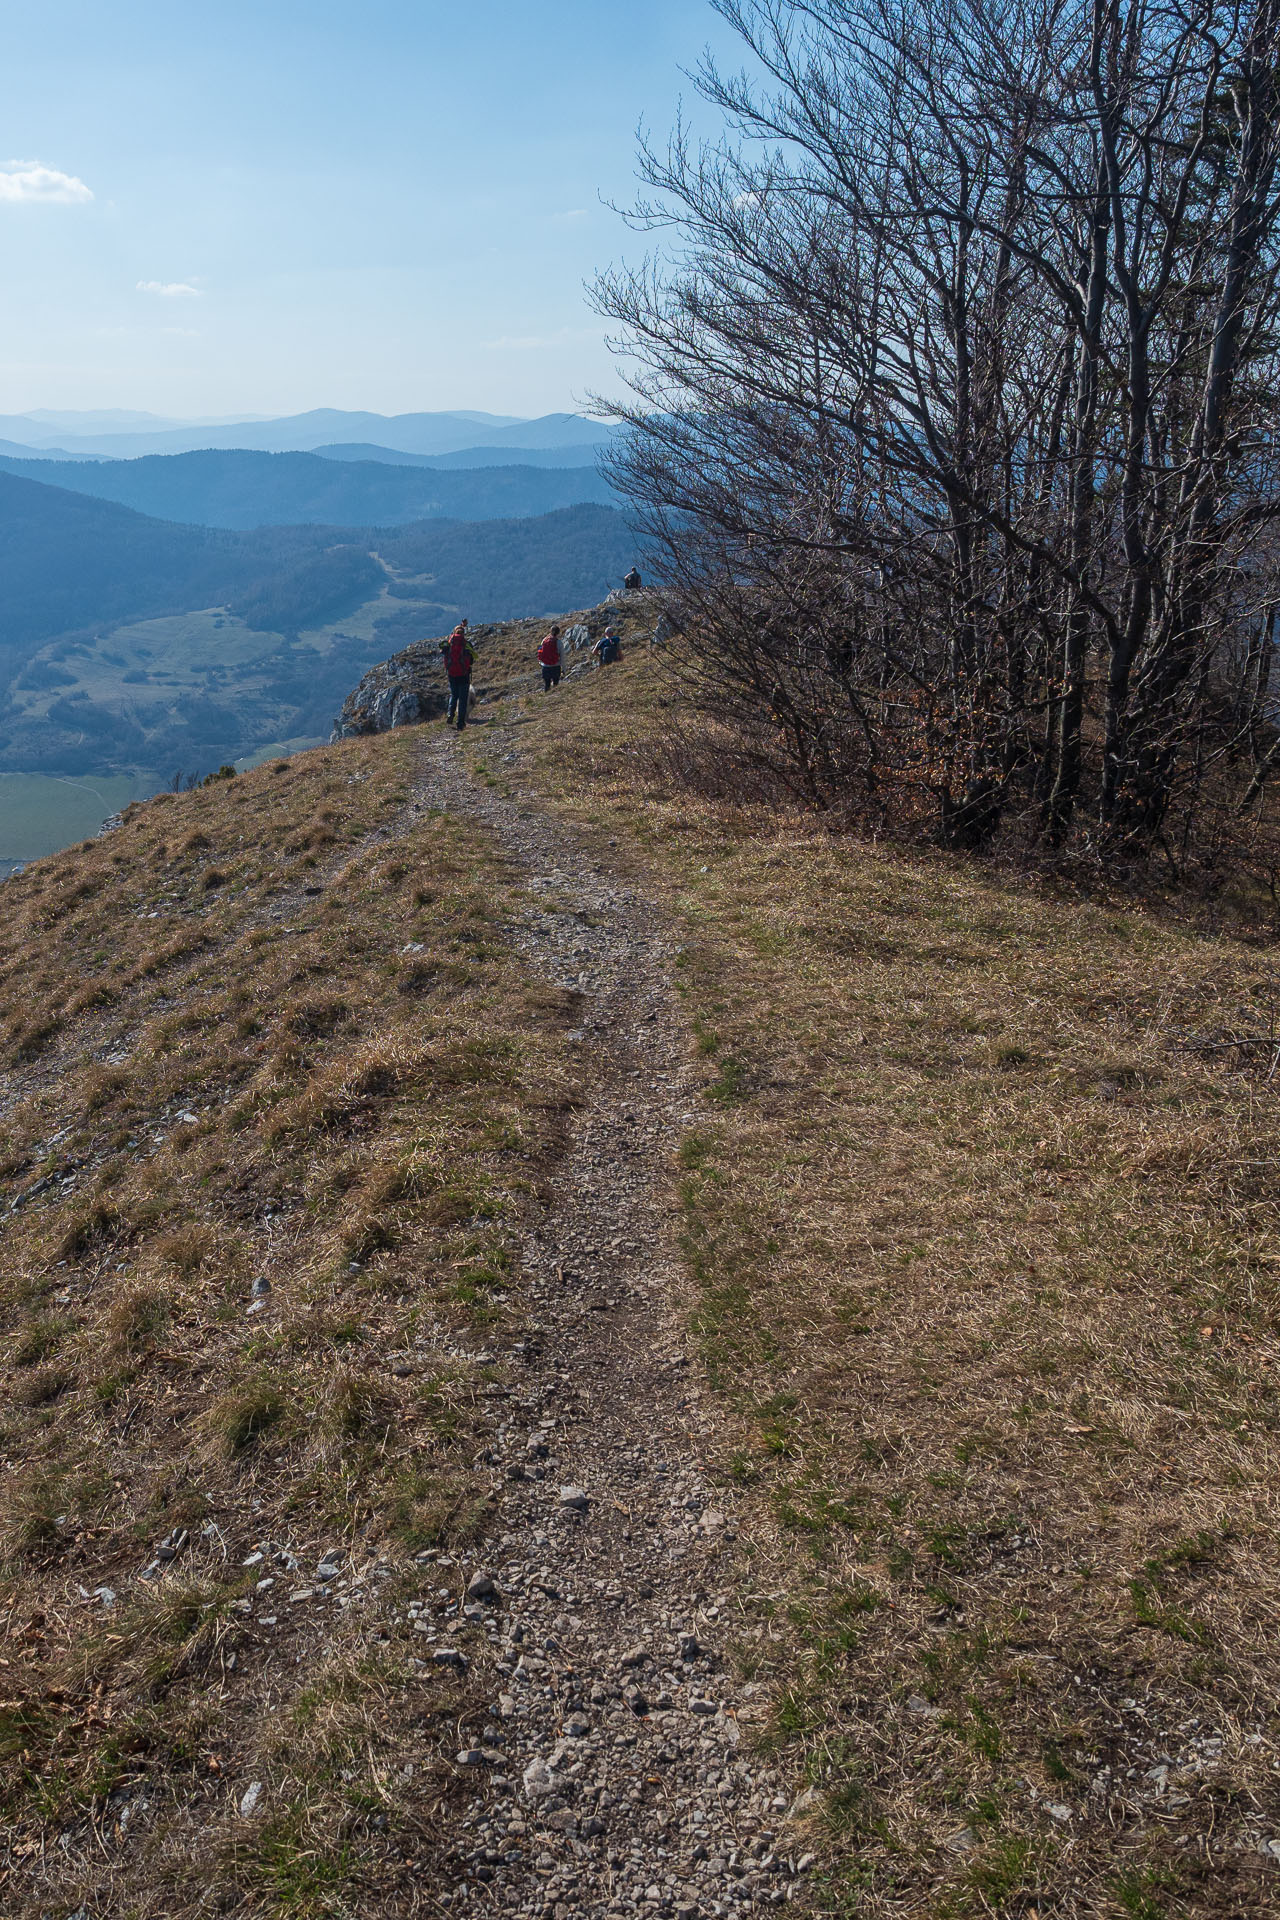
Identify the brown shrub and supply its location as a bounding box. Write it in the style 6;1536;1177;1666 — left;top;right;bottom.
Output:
0;1470;65;1560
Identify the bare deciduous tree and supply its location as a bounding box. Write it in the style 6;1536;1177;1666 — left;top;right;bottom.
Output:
595;0;1280;861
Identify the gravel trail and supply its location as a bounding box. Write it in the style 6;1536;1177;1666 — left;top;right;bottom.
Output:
408;730;810;1919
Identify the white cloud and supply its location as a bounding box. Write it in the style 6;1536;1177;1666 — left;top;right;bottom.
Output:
137;280;203;298
0;161;93;205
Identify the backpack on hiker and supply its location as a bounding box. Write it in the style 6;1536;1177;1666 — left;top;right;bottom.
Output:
537;633;561;666
444;629;473;678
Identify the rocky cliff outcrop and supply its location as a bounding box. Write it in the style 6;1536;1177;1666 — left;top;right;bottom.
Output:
330;636;449;740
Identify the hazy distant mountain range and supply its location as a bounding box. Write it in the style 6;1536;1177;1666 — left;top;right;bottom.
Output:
0;407;616;462
315;441;621;472
0;448;618;530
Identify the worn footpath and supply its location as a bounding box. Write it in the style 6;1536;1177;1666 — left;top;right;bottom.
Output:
409;732;811;1917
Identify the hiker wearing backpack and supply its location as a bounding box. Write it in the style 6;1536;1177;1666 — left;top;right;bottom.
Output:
439;620;475;729
536;625;563;693
592;624;622;668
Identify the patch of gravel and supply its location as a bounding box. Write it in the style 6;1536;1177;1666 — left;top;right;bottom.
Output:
407;732;811;1916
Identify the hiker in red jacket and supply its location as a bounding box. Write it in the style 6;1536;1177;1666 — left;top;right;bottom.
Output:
439;621;476;729
536;625;563;693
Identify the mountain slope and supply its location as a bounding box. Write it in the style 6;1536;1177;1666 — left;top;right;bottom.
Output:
0;448;616;530
1;643;1276;1918
0;731;589;1916
0;471;273;657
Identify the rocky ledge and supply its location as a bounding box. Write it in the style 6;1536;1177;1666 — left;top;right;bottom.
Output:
330;634;453;741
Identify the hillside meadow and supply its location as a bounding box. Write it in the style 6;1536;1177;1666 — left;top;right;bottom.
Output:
0;620;1276;1916
466;644;1280;1918
0;728;586;1916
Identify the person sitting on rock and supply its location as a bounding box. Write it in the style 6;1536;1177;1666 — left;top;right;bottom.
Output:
623;566;642;591
536;625;563;693
439;620;475;730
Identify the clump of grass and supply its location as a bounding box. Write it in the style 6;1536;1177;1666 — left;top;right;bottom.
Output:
8;1016;59;1062
11;1313;71;1366
0;1470;65;1559
385;1467;490;1551
12;1364;72;1408
209;1383;286;1457
81;1064;129;1112
398;961;439;995
154;1222;216;1278
283;995;351;1038
58;1195;122;1260
324;1370;395;1441
106;1283;171;1354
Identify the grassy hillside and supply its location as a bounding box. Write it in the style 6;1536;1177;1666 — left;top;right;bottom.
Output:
0;448;617;530
5;629;1270;1915
0;733;585;1917
475;657;1280;1917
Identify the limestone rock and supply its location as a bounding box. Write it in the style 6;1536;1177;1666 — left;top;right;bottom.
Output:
331;639;449;740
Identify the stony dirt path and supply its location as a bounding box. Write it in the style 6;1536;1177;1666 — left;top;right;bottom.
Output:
407;728;812;1919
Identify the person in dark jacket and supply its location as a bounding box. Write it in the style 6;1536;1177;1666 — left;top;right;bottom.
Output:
536;625;563;692
439;621;475;729
623;566;642;591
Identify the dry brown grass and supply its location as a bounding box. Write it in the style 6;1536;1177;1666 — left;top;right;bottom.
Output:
494;652;1280;1917
0;729;584;1916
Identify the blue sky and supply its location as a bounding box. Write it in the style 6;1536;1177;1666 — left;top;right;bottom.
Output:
0;0;741;419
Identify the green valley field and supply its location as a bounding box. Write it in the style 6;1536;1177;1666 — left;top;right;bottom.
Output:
0;771;152;868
